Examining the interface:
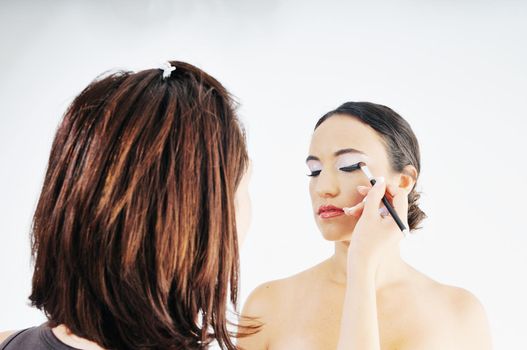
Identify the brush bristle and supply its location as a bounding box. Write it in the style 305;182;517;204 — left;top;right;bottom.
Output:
359;163;374;180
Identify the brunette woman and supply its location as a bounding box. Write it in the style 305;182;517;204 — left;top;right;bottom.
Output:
1;61;253;350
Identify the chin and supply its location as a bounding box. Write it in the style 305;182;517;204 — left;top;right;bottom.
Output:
317;222;355;242
321;232;353;241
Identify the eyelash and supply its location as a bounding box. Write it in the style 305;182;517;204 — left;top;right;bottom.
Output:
307;163;361;177
307;170;321;177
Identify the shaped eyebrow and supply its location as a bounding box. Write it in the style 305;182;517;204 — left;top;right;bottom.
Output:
306;148;366;163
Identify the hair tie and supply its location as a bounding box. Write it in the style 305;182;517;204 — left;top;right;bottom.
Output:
159;62;176;79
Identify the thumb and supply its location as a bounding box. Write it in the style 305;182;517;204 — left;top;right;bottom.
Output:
363;176;387;215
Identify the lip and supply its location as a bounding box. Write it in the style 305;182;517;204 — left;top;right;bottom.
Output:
318;205;345;219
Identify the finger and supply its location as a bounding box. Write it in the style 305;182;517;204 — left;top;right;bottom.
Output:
384;183;398;206
351;206;365;218
385;184;409;233
343;201;365;217
356;185;370;196
386;183;399;198
388;184;409;220
363;176;387;215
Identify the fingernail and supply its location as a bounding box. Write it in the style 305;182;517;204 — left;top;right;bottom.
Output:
343;207;355;215
375;176;385;185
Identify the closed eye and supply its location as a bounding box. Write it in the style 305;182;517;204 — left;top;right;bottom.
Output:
339;163;361;172
307;170;322;177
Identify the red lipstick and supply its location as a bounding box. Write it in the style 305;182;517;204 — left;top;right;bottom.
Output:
318;205;345;219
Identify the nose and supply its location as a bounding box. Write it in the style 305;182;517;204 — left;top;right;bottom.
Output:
315;170;340;198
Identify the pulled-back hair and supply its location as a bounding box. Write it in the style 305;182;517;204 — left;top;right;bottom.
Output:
315;101;427;231
29;61;249;349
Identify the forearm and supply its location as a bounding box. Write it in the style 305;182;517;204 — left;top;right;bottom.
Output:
337;262;381;350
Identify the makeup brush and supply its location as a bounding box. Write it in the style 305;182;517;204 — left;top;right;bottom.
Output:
344;161;409;236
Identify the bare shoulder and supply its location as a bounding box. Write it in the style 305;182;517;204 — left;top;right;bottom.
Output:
443;284;493;349
442;284;492;324
241;262;323;318
0;330;15;344
237;264;323;350
389;269;493;349
430;281;488;318
412;271;492;328
240;279;282;320
237;277;293;350
421;276;493;349
241;271;309;319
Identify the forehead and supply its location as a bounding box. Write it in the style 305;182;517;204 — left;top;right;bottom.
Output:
309;114;387;162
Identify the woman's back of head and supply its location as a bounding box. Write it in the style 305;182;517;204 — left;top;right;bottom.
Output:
29;61;249;349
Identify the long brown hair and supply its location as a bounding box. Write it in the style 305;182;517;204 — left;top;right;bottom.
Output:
30;61;249;349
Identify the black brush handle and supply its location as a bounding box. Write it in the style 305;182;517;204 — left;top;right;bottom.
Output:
369;178;407;232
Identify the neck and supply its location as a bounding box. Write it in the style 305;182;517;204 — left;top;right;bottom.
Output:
329;240;410;290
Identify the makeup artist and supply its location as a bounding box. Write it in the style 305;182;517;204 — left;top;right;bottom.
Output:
0;61;257;350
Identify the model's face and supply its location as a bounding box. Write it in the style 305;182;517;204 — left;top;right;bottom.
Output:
235;160;252;247
307;115;397;241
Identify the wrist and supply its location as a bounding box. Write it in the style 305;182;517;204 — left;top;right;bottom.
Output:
346;255;377;281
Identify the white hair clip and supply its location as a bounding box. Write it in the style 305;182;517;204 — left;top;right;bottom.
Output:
159;61;176;79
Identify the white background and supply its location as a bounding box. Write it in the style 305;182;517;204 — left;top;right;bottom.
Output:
1;1;526;348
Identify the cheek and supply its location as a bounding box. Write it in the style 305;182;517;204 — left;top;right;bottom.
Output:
309;180;314;190
309;180;316;201
340;181;361;205
235;187;252;246
340;174;370;204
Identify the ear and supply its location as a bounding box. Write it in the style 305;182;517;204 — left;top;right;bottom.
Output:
398;164;417;194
